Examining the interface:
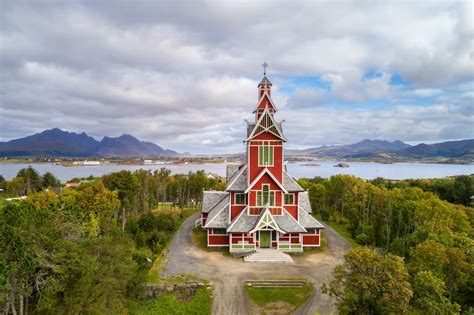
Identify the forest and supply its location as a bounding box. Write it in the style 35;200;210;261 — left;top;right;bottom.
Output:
0;167;223;314
299;175;473;314
1;167;472;314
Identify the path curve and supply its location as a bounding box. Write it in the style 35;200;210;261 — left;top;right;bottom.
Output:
163;213;351;315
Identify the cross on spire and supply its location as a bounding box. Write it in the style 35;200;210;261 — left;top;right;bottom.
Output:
262;61;268;75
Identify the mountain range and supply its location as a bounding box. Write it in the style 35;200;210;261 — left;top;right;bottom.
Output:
1;129;472;162
286;139;411;158
0;128;179;157
286;139;474;162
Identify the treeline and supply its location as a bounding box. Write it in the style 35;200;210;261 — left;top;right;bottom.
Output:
0;167;223;314
300;175;473;313
0;166;61;196
371;175;473;207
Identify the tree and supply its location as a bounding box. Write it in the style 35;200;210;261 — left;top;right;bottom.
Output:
5;177;25;196
26;189;59;211
411;271;460;314
323;247;412;314
41;172;61;188
0;175;5;190
102;171;139;231
16;166;41;194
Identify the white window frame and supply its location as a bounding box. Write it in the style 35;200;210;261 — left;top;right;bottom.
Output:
234;193;246;205
256;184;275;206
284;193;295;205
258;145;274;167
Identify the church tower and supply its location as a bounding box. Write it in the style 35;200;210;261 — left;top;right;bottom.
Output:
201;63;324;253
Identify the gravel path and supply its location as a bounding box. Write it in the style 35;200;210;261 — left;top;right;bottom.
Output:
163;213;351;315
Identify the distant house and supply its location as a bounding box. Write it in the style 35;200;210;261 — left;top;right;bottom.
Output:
73;160;101;166
65;182;81;188
201;69;324;253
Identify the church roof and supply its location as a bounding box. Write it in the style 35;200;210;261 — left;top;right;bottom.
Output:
244;168;288;194
298;191;312;213
274;210;307;233
227;208;257;233
259;75;272;86
282;171;304;192
253;92;279;113
226;165;247;191
204;204;230;228
226;163;241;182
298;209;325;229
226;208;307;233
202;191;228;213
247;108;286;141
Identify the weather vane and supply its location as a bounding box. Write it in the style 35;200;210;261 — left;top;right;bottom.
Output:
262;61;268;75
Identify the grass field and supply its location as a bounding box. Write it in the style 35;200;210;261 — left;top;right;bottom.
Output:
128;287;212;315
245;283;313;314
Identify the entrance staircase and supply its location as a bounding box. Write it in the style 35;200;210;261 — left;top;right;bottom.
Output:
244;248;294;263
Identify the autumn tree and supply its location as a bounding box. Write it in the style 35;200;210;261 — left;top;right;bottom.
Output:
323;247;412;314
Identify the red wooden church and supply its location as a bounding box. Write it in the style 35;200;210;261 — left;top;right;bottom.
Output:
201;65;324;252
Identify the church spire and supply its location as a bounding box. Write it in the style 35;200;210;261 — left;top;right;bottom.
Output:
258;61;272;98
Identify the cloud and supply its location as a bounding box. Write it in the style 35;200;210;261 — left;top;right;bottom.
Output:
0;1;473;153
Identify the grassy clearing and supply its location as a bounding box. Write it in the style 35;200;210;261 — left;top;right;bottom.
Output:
128;287;212;315
245;283;313;314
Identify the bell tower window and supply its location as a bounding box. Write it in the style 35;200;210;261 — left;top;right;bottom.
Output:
258;145;274;166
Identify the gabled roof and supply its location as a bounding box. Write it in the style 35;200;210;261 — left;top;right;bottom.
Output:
275;209;307;233
298;191;312;213
247;108;286;141
244;168;288;194
226;208;257;233
246;108;286;141
253;91;278;113
259;75;272;86
298;209;324;229
226;163;241;182
282;171;304;192
249;207;285;234
204;204;230;228
202;191;229;213
226;165;247;191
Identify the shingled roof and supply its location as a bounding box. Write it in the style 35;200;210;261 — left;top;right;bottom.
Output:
227;209;257;233
298;191;312;213
227;166;247;191
202;191;228;213
226;163;241;182
282;171;304;192
204;205;229;228
274;210;307;233
298;209;324;229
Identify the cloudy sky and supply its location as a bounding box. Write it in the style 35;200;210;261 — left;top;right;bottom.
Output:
1;1;473;154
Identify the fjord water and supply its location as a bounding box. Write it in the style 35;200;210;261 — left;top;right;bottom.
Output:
1;161;473;182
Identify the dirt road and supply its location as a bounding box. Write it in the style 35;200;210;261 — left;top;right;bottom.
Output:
163;213;351;314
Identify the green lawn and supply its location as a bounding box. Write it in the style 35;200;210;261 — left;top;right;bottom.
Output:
245;283;313;313
128;287;212;315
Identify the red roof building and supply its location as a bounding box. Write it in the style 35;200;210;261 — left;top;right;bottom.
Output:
201;66;324;252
